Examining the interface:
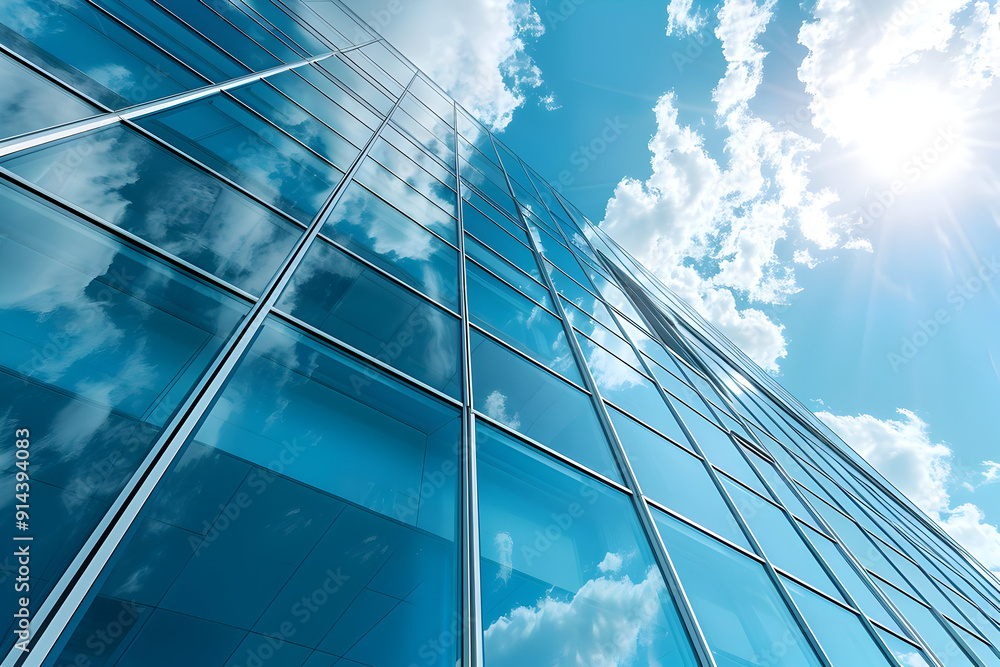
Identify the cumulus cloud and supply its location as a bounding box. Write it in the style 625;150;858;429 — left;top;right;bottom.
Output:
343;0;547;130
666;0;706;36
601;0;852;373
817;408;1000;576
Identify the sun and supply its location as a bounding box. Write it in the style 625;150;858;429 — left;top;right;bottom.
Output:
840;80;967;182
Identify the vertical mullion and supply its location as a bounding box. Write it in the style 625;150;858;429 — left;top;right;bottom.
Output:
454;102;484;667
0;71;418;667
484;133;719;667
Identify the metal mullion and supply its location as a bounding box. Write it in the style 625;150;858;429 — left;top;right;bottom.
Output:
336;42;404;102
471;411;632;497
0;168;258;304
227;0;313;58
81;0;215;85
644;496;764;562
147;0;265;74
0;43;376;159
467;322;591;394
196;0;301;64
453;102;483;667
604;401;699;455
0;71;418;667
483;131;719;667
269;309;462;408
0;42;112;113
311;230;461;318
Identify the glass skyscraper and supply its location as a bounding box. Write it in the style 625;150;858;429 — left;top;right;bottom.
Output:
0;1;998;665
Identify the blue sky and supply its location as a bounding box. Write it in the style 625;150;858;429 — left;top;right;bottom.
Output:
342;0;1000;572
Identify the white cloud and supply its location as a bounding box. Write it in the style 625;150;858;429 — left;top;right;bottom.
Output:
982;460;1000;485
600;0;853;373
817;408;1000;576
843;237;874;252
483;390;522;430
793;249;819;268
598;551;624;573
343;0;546;131
666;0;706;36
484;569;670;666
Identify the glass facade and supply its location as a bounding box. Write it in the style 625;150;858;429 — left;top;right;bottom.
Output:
0;2;998;666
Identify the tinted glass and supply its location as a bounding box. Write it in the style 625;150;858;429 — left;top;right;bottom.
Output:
477;423;698;667
0;53;97;139
49;319;461;667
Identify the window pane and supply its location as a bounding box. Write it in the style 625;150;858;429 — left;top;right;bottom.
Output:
465;233;552;308
879;630;934;667
654;512;824;667
0;0;204;107
724;479;842;600
609;407;750;549
277;238;461;398
2;124;302;294
321;181;459;309
786;579;894;666
676;402;764;487
476;423;698;667
467;262;581;383
0;181;247;655
49;318;461;667
136;95;344;223
884;588;979;667
0;53;97;139
470;330;620;481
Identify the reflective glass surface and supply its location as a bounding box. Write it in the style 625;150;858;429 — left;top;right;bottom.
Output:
0;181;247;654
277;237;462;397
477;423;698;667
470;330;620;481
137;95;344;223
3;124;302;294
50;318;461;667
608;407;750;549
655;512;824;667
0;52;98;139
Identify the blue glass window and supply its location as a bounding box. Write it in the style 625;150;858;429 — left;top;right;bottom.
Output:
654;512;824;667
155;0;283;71
49;318;461;667
470;330;620;481
0;53;97;140
476;423;698;667
786;579;894;666
2;124;302;294
879;631;934;667
321;181;459;309
609;407;750;549
136;94;344;223
723;479;842;600
884;587;979;667
0;181;247;654
467;262;580;383
464;234;551;308
277;237;461;398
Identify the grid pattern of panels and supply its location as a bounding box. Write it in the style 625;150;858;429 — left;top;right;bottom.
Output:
0;2;998;667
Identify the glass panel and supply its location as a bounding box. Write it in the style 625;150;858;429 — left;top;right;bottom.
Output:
808;529;905;632
0;53;97;139
787;579;894;666
268;65;381;144
49;318;461;667
321;181;459;309
676;402;763;486
382;123;455;187
461;202;540;278
724;479;842;600
315;55;394;116
0;0;205;107
884;586;978;667
750;451;815;522
228;78;363;170
879;630;934;667
654;512;824;667
467;262;581;384
609;407;749;549
953;622;1000;667
2;124;302;294
477;423;698;667
136;95;343;223
156;0;283;70
277;238;461;398
464;234;551;308
470;330;620;481
300;0;372;47
392;96;454;166
0;181;247;655
355;152;457;244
